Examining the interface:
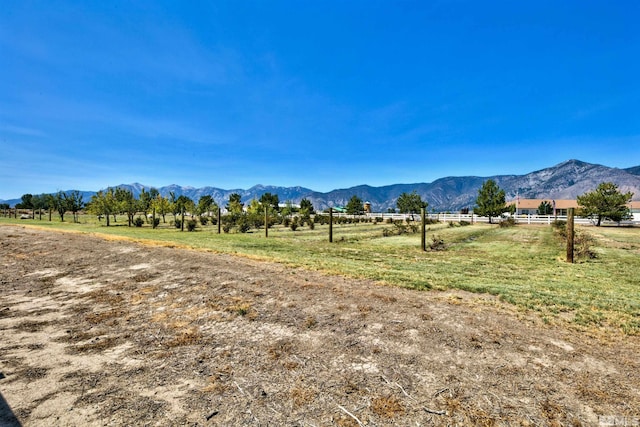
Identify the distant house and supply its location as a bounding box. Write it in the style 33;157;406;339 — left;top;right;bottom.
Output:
506;199;578;216
507;199;640;220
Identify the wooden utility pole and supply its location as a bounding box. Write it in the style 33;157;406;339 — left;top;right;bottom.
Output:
181;209;185;232
217;207;221;234
566;208;574;263
152;208;156;229
421;208;426;251
265;206;269;238
329;208;333;243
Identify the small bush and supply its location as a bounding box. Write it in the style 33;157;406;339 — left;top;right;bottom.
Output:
308;220;315;230
200;216;209;226
222;223;232;233
174;219;182;229
552;220;567;237
283;217;291;227
499;217;516;228
575;231;597;260
429;235;446;251
459;220;471;226
152;218;160;228
186;219;197;232
237;217;251;233
290;217;299;231
133;216;144;227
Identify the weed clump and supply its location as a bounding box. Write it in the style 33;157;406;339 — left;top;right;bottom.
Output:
429;235;446;251
371;395;404;418
499;217;516;228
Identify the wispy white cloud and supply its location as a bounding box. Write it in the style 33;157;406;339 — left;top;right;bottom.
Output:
0;124;46;137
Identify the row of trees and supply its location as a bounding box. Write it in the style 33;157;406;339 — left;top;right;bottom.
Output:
9;182;633;228
87;188;222;227
13;191;85;222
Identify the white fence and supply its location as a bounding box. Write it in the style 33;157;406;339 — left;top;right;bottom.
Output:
328;212;639;226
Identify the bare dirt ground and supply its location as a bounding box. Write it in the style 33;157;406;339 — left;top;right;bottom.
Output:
1;225;638;426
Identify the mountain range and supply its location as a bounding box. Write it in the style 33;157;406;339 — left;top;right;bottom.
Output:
2;160;639;212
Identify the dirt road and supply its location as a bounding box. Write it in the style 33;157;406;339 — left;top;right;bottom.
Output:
1;225;638;426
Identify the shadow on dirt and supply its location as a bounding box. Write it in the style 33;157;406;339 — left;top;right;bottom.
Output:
0;375;22;427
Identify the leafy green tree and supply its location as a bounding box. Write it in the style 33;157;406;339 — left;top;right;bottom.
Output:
346;195;364;215
475;179;507;224
537;201;553;215
149;188;159;200
54;192;68;221
65;190;84;223
259;192;280;212
139;189;152;222
168;191;179;218
44;194;56;221
175;195;193;215
397;191;428;214
197;195;215;217
245;199;265;229
227;193;244;215
31;194;46;219
152;195;171;223
115;188;137;226
17;194;34;210
299;198;315;216
88;189;117;226
577;182;633;226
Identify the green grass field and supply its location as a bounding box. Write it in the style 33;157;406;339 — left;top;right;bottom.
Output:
2;214;639;334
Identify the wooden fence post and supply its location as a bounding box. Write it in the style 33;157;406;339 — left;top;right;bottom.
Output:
421;208;426;252
217;207;221;234
566;208;574;263
329;208;333;243
265;206;268;238
181;209;185;232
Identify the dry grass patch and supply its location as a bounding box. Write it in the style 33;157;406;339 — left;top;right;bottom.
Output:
290;386;316;407
73;336;119;353
371;395;405;417
85;309;127;325
165;327;202;348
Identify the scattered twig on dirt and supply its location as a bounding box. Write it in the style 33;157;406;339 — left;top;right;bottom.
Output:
338;404;364;427
205;410;219;420
396;382;416;401
390;319;403;323
433;387;449;398
423;407;447;416
234;381;246;396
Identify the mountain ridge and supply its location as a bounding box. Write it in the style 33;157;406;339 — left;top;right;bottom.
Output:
2;160;639;212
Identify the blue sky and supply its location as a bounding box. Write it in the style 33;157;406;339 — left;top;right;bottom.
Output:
1;1;639;199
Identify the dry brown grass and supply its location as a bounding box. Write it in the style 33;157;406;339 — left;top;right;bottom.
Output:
165;327;202;348
304;316;317;329
85;309;127;325
73;336;119;353
371;395;404;417
268;339;294;360
290;387;316;407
